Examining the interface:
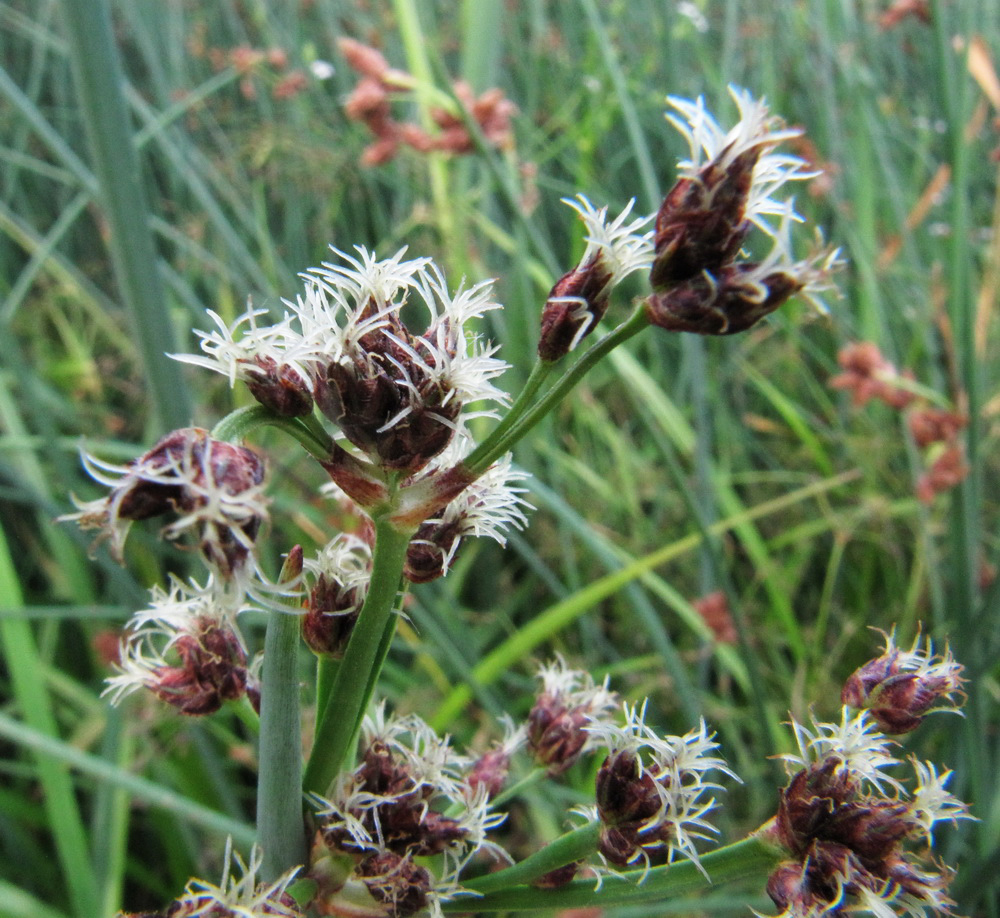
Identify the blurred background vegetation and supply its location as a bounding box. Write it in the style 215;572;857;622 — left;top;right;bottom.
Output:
1;0;998;916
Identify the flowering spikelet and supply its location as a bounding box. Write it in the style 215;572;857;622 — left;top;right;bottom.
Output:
587;701;736;872
178;248;510;474
762;708;972;918
315;704;508;879
403;447;532;583
103;576;259;716
538;196;654;361
177;305;317;417
829;341;916;410
647;201;840;335
63;428;268;577
466;717;528;799
841;629;965;734
301;534;373;657
527;656;618;774
647;86;840;334
160;839;303;917
310;251;508;471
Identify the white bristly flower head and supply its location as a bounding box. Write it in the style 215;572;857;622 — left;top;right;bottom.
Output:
647;197;841;335
665;85;814;229
314;704;508;917
562;195;655;284
589;700;736;874
403;445;532;583
62;429;269;579
779;707;904;794
842;627;966;734
527;656;619;772
171;839;302;917
763;703;967;918
649;85;841;336
305;247;510;471
175;246;510;471
103;576;259;716
172;303;317;417
907;759;974;844
538;196;654;361
301;533;373;657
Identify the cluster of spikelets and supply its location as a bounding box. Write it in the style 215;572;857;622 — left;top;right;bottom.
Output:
830;341;970;504
61;84;973;918
120;634;969;918
65;84;840;719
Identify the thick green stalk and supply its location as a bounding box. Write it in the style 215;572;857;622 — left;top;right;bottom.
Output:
315;656;339;725
58;0;191;432
256;608;307;881
466;305;651;474
444;836;780;912
303;517;414;796
489;767;545;809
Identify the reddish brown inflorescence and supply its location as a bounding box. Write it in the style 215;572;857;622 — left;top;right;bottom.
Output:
66;428;268;577
841;631;965;734
338;37;516;167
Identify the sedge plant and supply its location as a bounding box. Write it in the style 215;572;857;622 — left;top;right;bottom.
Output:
63;86;973;918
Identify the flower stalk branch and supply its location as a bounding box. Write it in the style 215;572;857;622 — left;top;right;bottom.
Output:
461;360;555;469
448;836;780;912
464;822;601;893
211;404;333;459
303;515;415;796
466;304;651;475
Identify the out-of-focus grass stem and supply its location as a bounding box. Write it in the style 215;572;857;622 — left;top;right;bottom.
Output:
59;0;191;432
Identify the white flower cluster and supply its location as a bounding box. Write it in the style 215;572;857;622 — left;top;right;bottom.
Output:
171;839;302;917
768;707;973;918
780;707;970;831
877;629;965;703
178;246;510;435
314;704;508;882
562;194;654;288
587;700;737;874
666;85;813;231
303;533;372;607
780;706;905;794
536;655;618;722
407;445;533;576
65;431;269;564
657;85;842;320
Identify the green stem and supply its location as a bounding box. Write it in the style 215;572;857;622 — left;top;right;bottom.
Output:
356;604;404;728
315;655;339;725
303;517;414;796
446;836;780;912
489;766;546;809
467;361;553;464
210;405;333;459
467;822;601;893
467;305;650;474
231;696;261;736
59;0;191;433
256;608;307;881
